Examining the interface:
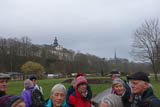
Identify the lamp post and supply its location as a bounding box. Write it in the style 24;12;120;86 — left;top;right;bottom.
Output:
101;58;105;76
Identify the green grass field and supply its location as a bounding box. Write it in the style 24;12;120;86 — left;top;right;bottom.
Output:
7;76;160;100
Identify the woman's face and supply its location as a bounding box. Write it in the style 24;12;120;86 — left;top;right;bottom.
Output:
51;90;65;107
77;83;87;93
114;83;124;96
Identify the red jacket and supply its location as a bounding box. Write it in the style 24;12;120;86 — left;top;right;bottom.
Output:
69;90;91;107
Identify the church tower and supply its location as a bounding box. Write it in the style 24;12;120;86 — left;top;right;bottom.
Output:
53;37;58;47
52;36;63;51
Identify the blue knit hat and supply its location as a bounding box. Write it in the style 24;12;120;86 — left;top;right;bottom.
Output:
29;75;37;80
0;95;24;107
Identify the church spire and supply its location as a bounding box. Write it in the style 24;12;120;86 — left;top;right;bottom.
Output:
53;37;58;47
114;51;117;60
114;51;118;64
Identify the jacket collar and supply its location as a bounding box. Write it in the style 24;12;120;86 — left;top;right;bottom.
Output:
45;98;67;107
141;87;153;99
26;86;35;90
75;90;83;98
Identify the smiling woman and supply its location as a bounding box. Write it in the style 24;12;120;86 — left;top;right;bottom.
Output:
44;83;68;107
69;76;91;107
111;78;131;107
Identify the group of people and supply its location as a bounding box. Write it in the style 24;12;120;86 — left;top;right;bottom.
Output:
99;71;160;107
0;73;26;107
0;71;160;107
0;74;44;107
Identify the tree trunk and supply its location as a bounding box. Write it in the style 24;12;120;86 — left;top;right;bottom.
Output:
152;62;158;80
154;72;158;81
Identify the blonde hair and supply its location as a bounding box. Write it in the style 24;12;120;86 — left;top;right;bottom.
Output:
112;78;124;87
113;82;123;87
11;99;24;107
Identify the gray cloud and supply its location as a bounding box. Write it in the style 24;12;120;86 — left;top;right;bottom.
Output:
0;0;159;61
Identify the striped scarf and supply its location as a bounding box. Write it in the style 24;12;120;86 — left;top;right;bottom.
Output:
132;95;141;107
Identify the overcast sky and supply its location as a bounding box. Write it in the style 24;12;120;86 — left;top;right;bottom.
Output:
0;0;159;61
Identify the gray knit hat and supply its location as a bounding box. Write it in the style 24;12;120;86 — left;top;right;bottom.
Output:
24;79;33;89
0;73;10;79
100;94;123;107
108;70;121;77
0;95;24;107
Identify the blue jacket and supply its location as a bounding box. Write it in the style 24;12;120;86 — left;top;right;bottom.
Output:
44;98;68;107
66;86;75;104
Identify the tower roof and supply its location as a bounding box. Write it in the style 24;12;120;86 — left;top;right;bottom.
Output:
53;37;58;47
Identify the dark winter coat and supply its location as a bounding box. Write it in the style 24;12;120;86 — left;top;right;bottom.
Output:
0;91;6;97
66;86;75;104
131;87;160;107
122;82;131;107
69;90;91;107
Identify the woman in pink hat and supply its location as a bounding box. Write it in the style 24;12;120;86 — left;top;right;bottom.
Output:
69;76;91;107
66;73;92;105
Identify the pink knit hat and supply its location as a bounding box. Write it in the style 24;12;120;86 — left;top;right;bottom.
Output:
75;76;88;88
75;73;84;78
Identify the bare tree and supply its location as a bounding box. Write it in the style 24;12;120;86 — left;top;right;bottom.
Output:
131;19;160;80
21;36;32;57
